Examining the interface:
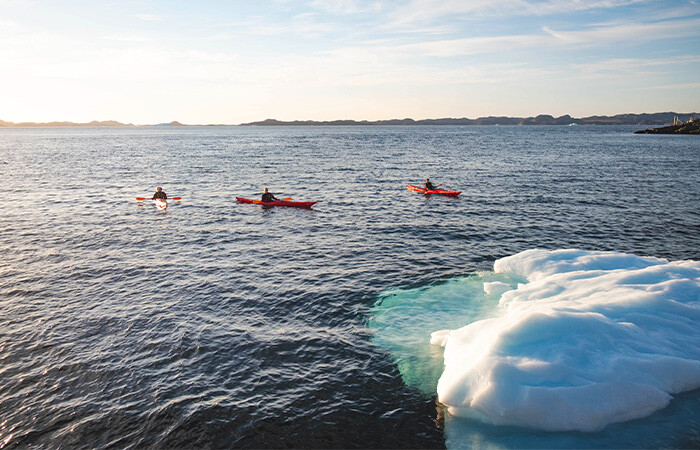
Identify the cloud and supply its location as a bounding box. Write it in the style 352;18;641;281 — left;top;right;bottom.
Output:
649;3;700;20
632;82;700;90
134;14;163;21
100;34;154;42
243;13;337;37
521;0;647;15
0;18;22;31
542;17;700;45
307;0;385;15
556;56;700;84
362;16;700;60
571;55;700;72
387;0;510;26
377;33;548;58
386;0;649;27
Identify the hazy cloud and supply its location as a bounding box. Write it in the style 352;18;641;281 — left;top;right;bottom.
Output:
571;55;700;72
134;13;163;21
307;0;385;15
100;34;154;42
633;82;700;90
542;17;700;45
246;13;337;37
387;0;649;27
0;18;22;31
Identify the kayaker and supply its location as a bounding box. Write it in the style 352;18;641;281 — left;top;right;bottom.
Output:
261;187;278;203
424;178;435;190
152;187;167;200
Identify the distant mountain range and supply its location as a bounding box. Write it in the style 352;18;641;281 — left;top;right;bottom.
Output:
0;119;137;127
1;113;697;127
239;112;698;126
0;120;182;127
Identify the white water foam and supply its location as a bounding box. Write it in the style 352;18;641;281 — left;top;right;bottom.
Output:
431;249;700;432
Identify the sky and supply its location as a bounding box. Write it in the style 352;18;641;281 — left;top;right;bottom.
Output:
1;0;699;124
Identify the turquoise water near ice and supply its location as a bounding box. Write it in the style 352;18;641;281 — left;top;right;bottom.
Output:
370;266;700;448
369;273;514;395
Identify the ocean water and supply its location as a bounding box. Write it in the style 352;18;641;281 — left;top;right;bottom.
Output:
0;125;698;448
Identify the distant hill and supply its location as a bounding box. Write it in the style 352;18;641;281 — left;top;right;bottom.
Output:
0;119;191;127
152;121;187;127
0;119;135;127
635;118;700;134
240;112;698;126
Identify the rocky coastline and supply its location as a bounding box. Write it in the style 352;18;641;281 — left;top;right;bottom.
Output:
635;118;700;135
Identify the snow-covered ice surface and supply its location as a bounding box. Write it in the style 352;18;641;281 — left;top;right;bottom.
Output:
370;249;700;447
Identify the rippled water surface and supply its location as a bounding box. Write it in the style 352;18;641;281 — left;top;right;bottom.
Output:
1;126;698;448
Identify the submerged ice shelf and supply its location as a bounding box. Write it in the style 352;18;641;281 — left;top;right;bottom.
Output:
372;249;700;434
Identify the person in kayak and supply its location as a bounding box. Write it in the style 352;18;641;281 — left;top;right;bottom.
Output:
261;187;279;203
424;178;435;190
152;187;167;200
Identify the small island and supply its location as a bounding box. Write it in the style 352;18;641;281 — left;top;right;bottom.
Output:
635;118;700;134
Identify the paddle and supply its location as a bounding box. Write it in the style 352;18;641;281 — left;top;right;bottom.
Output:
136;197;181;201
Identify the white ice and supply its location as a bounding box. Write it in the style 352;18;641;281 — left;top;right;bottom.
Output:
432;249;700;432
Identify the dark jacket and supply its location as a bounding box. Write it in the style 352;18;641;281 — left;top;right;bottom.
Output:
152;191;167;200
261;193;278;203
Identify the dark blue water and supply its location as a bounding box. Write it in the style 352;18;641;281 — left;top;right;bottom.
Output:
0;126;698;448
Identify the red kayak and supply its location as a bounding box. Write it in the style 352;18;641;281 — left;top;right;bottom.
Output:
236;197;317;208
407;184;461;196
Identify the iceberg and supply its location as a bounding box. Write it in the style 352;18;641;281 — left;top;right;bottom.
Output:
432;249;700;432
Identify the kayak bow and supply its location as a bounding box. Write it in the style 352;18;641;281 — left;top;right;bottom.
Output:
406;184;461;196
236;197;316;208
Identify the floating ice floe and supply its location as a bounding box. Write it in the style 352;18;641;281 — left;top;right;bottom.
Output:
431;249;700;432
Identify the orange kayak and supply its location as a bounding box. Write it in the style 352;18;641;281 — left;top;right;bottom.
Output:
407;184;461;196
236;197;316;208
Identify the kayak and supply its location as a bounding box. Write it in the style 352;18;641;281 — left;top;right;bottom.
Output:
407;184;461;196
236;197;316;208
154;198;168;209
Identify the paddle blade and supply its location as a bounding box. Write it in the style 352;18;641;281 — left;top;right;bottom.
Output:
172;197;181;200
136;197;146;201
284;197;292;201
